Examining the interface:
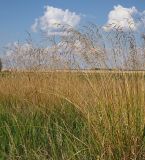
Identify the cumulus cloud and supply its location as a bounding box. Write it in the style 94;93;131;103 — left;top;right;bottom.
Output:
31;6;81;35
103;5;145;31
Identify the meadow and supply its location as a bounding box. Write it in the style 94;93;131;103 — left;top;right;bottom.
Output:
0;71;144;159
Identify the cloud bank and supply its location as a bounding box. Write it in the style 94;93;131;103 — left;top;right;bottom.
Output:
31;6;81;35
103;5;145;31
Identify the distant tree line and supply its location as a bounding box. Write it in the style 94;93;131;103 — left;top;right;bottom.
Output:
0;58;2;71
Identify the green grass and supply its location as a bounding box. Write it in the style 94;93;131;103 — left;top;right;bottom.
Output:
0;102;98;160
0;100;144;159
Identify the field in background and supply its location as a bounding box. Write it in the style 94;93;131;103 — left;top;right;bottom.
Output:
0;71;144;159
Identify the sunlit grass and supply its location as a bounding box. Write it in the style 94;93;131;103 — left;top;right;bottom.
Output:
0;71;144;159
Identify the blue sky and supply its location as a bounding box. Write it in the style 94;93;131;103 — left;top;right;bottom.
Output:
0;0;145;51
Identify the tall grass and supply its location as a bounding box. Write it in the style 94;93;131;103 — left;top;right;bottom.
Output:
0;71;144;159
0;23;145;159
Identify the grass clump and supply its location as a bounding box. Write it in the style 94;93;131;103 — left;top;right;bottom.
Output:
0;102;98;160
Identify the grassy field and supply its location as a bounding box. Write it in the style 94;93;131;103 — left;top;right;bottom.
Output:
0;71;144;159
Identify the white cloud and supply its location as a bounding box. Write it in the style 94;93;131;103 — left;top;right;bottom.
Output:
31;6;81;35
103;5;145;31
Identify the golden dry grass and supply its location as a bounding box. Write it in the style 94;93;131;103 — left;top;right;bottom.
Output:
0;71;144;115
0;71;144;159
